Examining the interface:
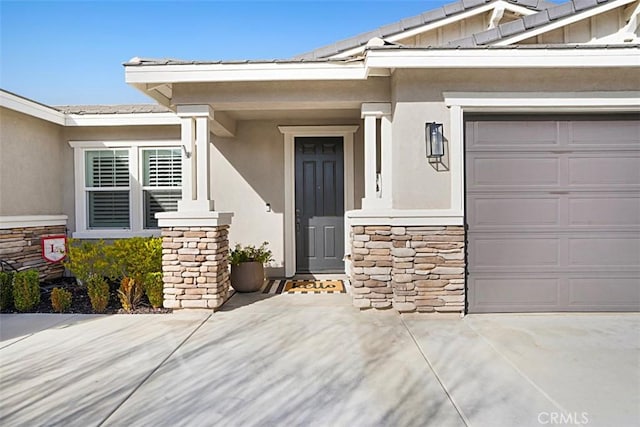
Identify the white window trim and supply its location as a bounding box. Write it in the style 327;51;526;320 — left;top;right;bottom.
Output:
278;126;359;278
444;91;640;219
70;140;180;239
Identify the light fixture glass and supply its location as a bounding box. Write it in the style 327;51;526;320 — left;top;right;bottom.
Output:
426;122;444;160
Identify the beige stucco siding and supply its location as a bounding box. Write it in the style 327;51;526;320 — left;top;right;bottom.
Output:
0;107;64;216
211;121;285;274
172;79;390;110
390;68;640;209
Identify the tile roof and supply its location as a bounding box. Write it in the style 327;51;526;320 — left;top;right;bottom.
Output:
446;0;613;46
126;43;637;69
365;43;638;50
124;57;335;66
55;104;172;114
294;0;557;60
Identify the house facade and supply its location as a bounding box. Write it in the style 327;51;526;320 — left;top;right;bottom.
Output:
1;0;638;313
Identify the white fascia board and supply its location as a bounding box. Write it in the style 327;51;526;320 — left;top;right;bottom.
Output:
125;62;367;84
69;140;181;149
65;112;180;127
0;215;68;229
72;230;161;239
444;91;640;111
278;125;360;136
495;0;636;46
329;1;537;60
0;91;65;125
365;47;640;69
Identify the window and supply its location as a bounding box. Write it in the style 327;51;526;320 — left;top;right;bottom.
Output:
142;149;181;229
72;141;182;238
86;150;130;228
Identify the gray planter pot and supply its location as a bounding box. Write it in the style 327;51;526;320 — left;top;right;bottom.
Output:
230;261;264;292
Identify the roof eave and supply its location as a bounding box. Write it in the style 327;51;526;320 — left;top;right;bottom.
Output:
363;45;640;69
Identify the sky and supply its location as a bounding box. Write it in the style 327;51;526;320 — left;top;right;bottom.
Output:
1;0;450;105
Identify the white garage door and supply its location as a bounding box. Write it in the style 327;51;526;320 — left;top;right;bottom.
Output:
466;115;640;313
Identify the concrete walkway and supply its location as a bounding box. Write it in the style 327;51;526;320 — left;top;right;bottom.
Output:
1;294;638;427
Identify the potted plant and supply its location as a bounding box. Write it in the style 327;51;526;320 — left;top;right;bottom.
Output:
229;242;273;292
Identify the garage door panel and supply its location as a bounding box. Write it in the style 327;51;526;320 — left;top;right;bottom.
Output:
469;277;561;311
470;197;559;227
568;277;640;307
570;120;640;146
569;196;640;226
473;237;559;267
471;157;559;187
568;156;640;186
568;236;640;267
466;116;640;313
470;121;558;148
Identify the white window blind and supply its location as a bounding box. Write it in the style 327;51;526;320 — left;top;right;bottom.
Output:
85;150;130;228
143;149;181;228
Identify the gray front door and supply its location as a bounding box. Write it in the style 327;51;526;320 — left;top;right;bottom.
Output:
295;137;345;273
466;115;640;313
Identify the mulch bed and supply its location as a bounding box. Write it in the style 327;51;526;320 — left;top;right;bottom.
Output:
1;276;171;315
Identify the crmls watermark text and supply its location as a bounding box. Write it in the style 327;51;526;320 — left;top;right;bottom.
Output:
538;412;589;425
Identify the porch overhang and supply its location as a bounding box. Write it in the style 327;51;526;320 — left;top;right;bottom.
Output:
125;46;639;116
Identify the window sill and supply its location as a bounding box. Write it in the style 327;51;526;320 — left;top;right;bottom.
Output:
72;230;161;239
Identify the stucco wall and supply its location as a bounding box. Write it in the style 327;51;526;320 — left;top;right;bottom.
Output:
0;107;64;216
210;118;363;276
172;79;390;108
390;67;640;209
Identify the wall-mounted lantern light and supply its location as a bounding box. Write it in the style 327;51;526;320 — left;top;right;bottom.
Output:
426;122;444;162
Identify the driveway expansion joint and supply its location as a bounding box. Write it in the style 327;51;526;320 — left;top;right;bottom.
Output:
400;315;470;427
96;313;212;426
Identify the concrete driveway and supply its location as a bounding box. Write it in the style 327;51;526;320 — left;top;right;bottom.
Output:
1;293;638;427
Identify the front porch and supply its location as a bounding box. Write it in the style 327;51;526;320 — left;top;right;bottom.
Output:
144;78;464;314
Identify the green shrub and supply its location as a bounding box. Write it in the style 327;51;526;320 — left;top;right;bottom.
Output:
0;271;14;310
118;276;143;312
144;272;164;309
64;239;113;283
109;237;162;282
229;241;273;265
86;274;110;313
12;270;40;312
50;287;72;313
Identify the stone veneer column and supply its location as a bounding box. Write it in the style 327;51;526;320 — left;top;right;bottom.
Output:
161;225;230;310
350;225;465;314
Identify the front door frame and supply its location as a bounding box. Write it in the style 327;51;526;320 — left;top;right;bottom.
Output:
279;125;359;277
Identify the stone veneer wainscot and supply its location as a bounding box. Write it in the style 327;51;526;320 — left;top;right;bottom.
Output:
161;225;231;310
0;224;66;280
350;225;465;313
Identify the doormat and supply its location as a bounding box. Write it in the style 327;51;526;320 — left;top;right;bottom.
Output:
262;280;347;294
